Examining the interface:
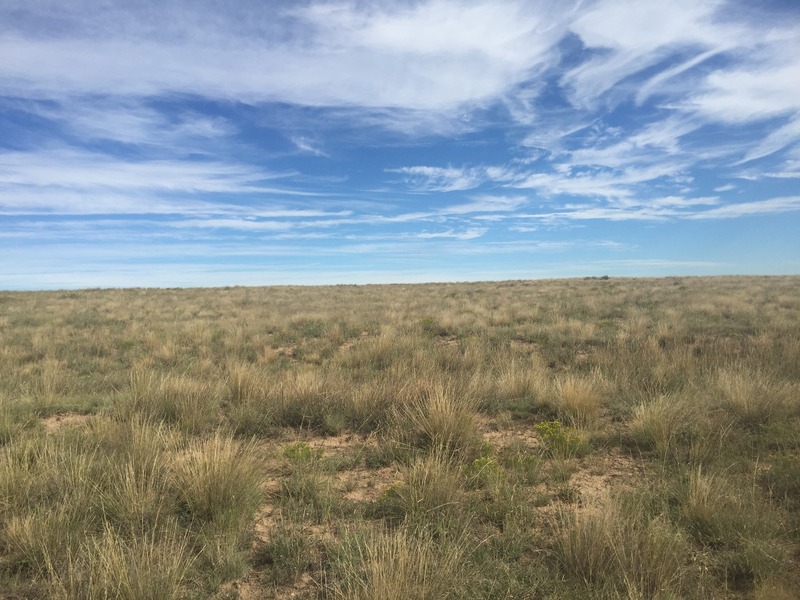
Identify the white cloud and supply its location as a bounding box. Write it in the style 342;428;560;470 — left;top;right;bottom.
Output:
0;149;285;193
389;165;493;192
762;166;800;179
518;194;800;223
442;195;528;215
687;62;800;124
417;228;487;240
563;0;734;108
167;218;294;231
635;48;721;105
649;196;718;208
0;0;571;113
570;0;727;52
24;99;236;147
514;161;689;200
530;205;677;221
556;0;800;171
737;117;800;164
0;149;317;215
290;136;329;157
686;196;800;219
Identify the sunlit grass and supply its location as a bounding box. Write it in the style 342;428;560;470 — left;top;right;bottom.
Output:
0;276;799;598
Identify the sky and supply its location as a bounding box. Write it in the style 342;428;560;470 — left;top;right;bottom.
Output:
1;0;799;289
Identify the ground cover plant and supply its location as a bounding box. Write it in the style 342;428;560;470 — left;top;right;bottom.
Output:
0;275;799;599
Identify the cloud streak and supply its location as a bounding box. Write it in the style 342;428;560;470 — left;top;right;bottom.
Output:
0;1;571;111
1;0;799;288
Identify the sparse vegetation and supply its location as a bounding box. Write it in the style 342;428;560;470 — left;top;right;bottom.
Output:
0;276;799;598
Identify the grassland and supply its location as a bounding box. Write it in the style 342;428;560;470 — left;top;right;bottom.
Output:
1;275;799;599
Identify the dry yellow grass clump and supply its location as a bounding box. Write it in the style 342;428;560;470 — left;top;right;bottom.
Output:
0;275;799;599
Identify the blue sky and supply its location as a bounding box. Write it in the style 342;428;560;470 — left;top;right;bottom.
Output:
1;0;799;289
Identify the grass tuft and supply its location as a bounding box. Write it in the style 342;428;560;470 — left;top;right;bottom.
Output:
556;494;690;598
390;383;481;461
374;449;464;524
329;524;471;600
553;371;607;428
630;393;695;461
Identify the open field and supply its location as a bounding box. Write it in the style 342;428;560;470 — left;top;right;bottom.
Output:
1;276;799;599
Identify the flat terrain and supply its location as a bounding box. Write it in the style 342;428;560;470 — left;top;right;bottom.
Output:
1;276;799;599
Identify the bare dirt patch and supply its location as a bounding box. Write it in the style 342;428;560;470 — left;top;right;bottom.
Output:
40;412;93;433
476;415;542;452
303;433;400;502
215;572;317;600
337;465;398;503
571;449;646;505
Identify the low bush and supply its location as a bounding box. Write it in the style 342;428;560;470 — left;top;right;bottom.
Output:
534;420;589;459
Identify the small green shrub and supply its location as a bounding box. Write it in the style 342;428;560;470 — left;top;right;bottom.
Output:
282;441;323;463
465;455;503;489
534;420;589;459
498;443;542;486
278;446;339;523
225;399;274;437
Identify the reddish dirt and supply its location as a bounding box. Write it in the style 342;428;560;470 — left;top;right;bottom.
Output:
40;412;93;433
476;415;542;452
233;418;647;599
570;448;647;504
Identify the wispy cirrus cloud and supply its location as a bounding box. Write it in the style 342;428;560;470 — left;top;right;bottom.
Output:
685;196;800;220
19;99;236;148
519;194;798;223
0;148;317;215
290;135;329;157
0;149;288;193
562;0;737;109
388;165;516;192
737;117;800;165
1;0;799;288
685;59;800;125
417;227;487;240
440;195;528;215
515;162;690;200
0;0;570;112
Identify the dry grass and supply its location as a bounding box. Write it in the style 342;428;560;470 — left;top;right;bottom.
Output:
374;448;465;523
1;276;799;598
47;523;193;600
556;494;691;598
553;370;609;428
329;525;470;600
389;383;481;460
630;393;696;461
715;367;795;427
